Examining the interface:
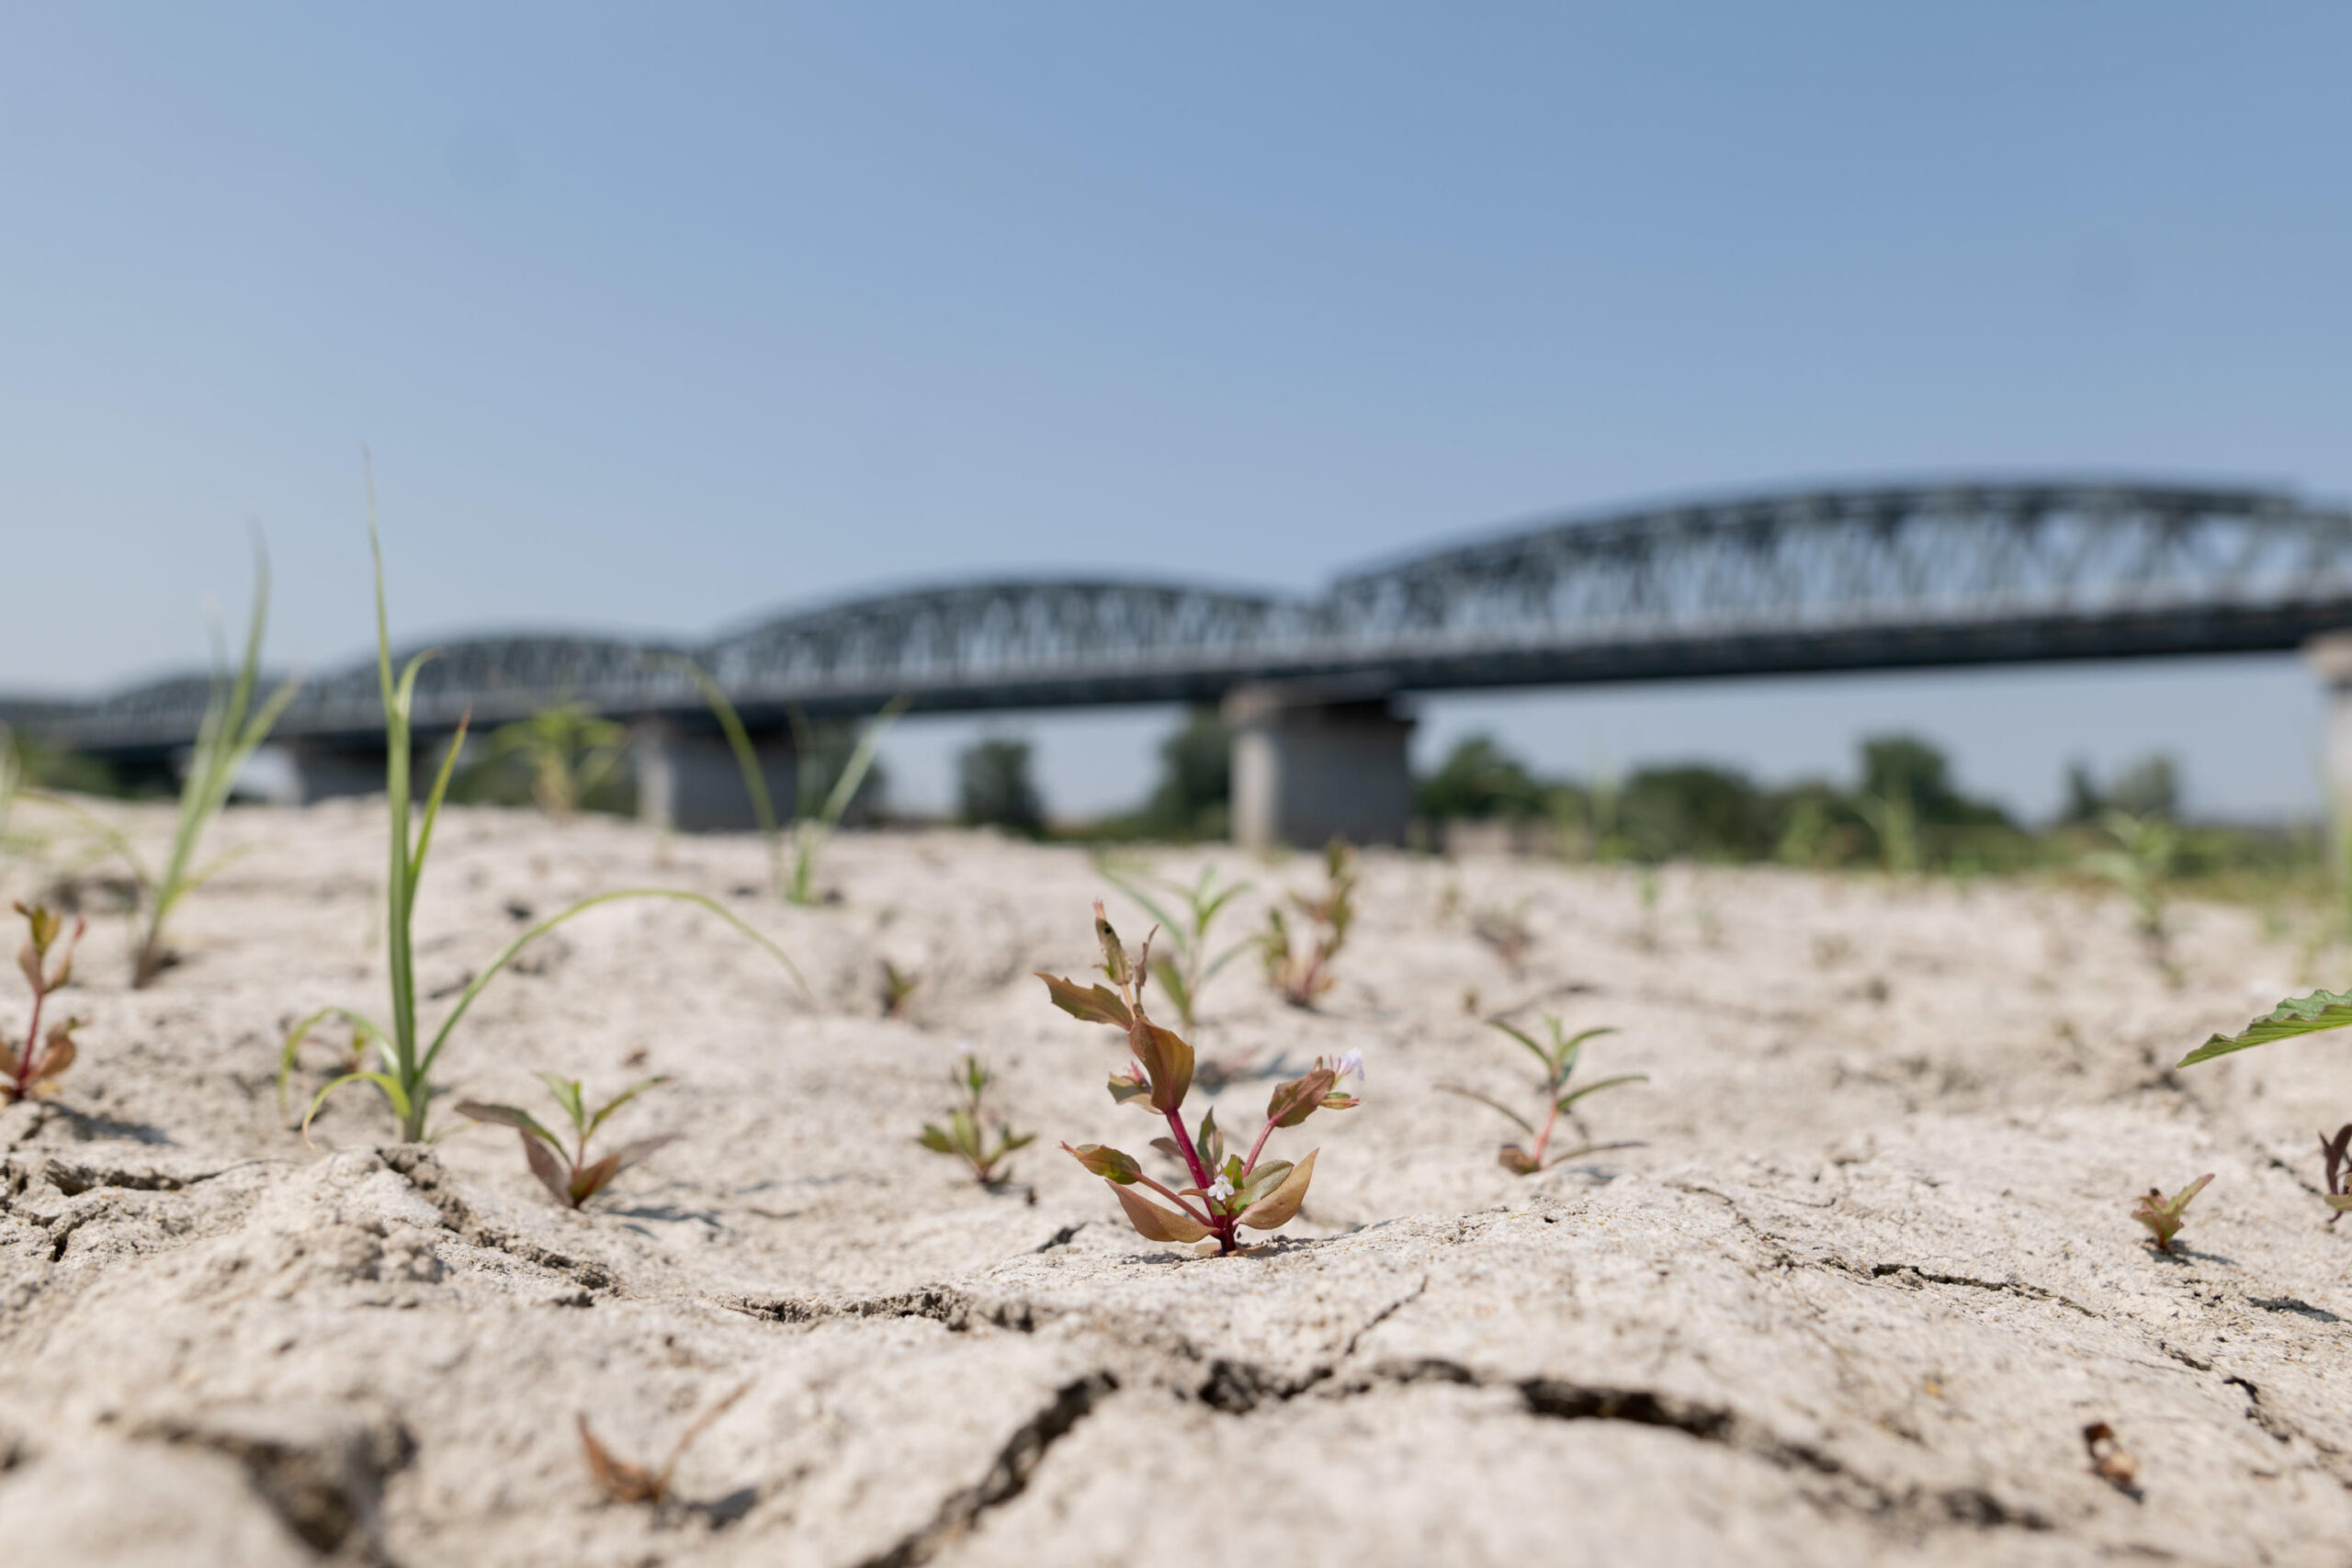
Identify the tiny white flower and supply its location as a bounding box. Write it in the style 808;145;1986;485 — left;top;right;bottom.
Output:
1336;1049;1366;1082
1206;1174;1236;1202
951;1040;978;1059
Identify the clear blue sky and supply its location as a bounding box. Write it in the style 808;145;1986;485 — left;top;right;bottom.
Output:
6;6;2348;820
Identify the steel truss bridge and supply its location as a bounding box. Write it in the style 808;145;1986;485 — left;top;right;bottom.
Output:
20;476;2352;759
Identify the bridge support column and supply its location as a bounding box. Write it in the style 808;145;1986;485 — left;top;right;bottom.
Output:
2309;635;2352;857
275;741;390;805
1224;683;1415;851
630;717;796;833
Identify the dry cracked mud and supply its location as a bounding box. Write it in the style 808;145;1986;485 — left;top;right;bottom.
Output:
1;799;2349;1565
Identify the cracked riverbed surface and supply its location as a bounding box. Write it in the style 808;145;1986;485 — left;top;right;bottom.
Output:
1;802;2349;1565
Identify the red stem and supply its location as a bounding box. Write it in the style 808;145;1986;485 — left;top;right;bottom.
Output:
1529;1098;1562;1168
1162;1105;1236;1253
11;983;41;1100
1134;1170;1213;1226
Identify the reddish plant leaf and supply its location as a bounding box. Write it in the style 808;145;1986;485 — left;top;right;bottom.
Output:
1109;1180;1212;1243
1035;972;1133;1030
520;1131;577;1207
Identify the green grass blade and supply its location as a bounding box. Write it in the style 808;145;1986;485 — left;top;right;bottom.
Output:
409;714;470;886
301;1070;409;1144
671;657;785;897
1096;863;1189;956
277;1006;389;1111
2179;990;2352;1066
817;694;910;830
416;888;808;1086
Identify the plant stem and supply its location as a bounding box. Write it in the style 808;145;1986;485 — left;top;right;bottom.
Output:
1240;1114;1281;1178
1162;1106;1235;1253
1529;1099;1562;1168
11;984;43;1101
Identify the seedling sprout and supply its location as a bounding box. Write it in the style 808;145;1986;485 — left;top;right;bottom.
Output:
579;1381;752;1507
53;546;299;987
2132;1174;2212;1253
1045;901;1361;1255
455;1075;676;1209
879;959;920;1019
481;703;628;818
4;901;84;1104
1261;839;1357;1010
1097;861;1253;1032
1442;1014;1645;1173
674;656;908;907
917;1048;1035;1188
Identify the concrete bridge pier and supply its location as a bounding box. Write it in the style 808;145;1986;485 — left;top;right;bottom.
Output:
630;716;796;833
1224;682;1415;851
267;740;390;805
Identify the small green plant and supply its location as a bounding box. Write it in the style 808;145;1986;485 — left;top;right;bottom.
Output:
1855;779;1919;874
1261;839;1356;1009
481;703;628;818
4;902;84;1104
1469;899;1534;972
1045;901;1361;1255
879;958;920;1019
455;1075;675;1209
917;1048;1035;1188
1097;861;1254;1030
2083;808;2178;974
2132;1173;2213;1253
673;660;908;907
60;547;298;987
786;701;907;905
1442;1014;1644;1174
579;1381;751;1507
281;469;808;1144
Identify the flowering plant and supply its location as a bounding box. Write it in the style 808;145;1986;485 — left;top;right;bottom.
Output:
1043;902;1362;1255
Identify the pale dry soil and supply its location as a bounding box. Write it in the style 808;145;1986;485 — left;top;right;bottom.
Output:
1;800;2349;1566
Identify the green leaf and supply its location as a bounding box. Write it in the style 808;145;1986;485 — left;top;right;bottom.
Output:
1107;1070;1151;1108
454;1100;566;1150
1064;1142;1141;1183
277;1007;388;1111
1236;1148;1317;1231
1036;972;1134;1030
2179;991;2352;1066
1435;1082;1536;1136
586;1076;672;1140
917;1124;956;1154
1555;1073;1646;1111
300;1071;410;1145
950;1109;981;1160
1232;1158;1292;1209
415;888;808;1086
537;1074;587;1134
1487;1018;1555;1077
1196;1106;1224;1169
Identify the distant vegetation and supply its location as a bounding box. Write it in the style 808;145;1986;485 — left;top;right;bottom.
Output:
1410;728;2314;897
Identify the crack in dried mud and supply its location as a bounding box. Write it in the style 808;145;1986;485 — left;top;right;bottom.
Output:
853;1372;1119;1568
